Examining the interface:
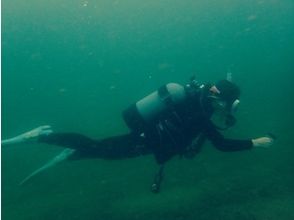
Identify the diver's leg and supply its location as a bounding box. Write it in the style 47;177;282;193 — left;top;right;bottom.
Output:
39;132;152;159
2;125;151;159
88;133;152;159
38;132;98;150
19;132;151;185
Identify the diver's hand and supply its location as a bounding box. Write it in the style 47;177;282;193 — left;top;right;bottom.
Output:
252;137;274;148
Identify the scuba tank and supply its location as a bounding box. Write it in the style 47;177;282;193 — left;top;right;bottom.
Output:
123;83;186;134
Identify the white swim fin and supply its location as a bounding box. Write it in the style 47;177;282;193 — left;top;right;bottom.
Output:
2;125;53;146
19;148;76;186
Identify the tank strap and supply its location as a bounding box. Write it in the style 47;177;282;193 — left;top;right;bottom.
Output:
157;85;186;148
122;103;146;134
158;84;184;126
158;85;173;109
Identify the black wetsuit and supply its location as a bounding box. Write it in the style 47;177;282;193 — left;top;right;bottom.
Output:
39;86;253;164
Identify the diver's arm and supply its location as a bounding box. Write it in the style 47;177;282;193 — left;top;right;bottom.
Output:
204;121;253;151
205;121;274;151
210;135;253;152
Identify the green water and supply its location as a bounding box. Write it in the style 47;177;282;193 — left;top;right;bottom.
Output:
2;0;294;219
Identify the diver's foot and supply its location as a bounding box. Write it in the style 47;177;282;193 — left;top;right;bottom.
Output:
1;125;53;146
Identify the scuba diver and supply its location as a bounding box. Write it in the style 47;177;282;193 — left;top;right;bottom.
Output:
2;76;275;193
